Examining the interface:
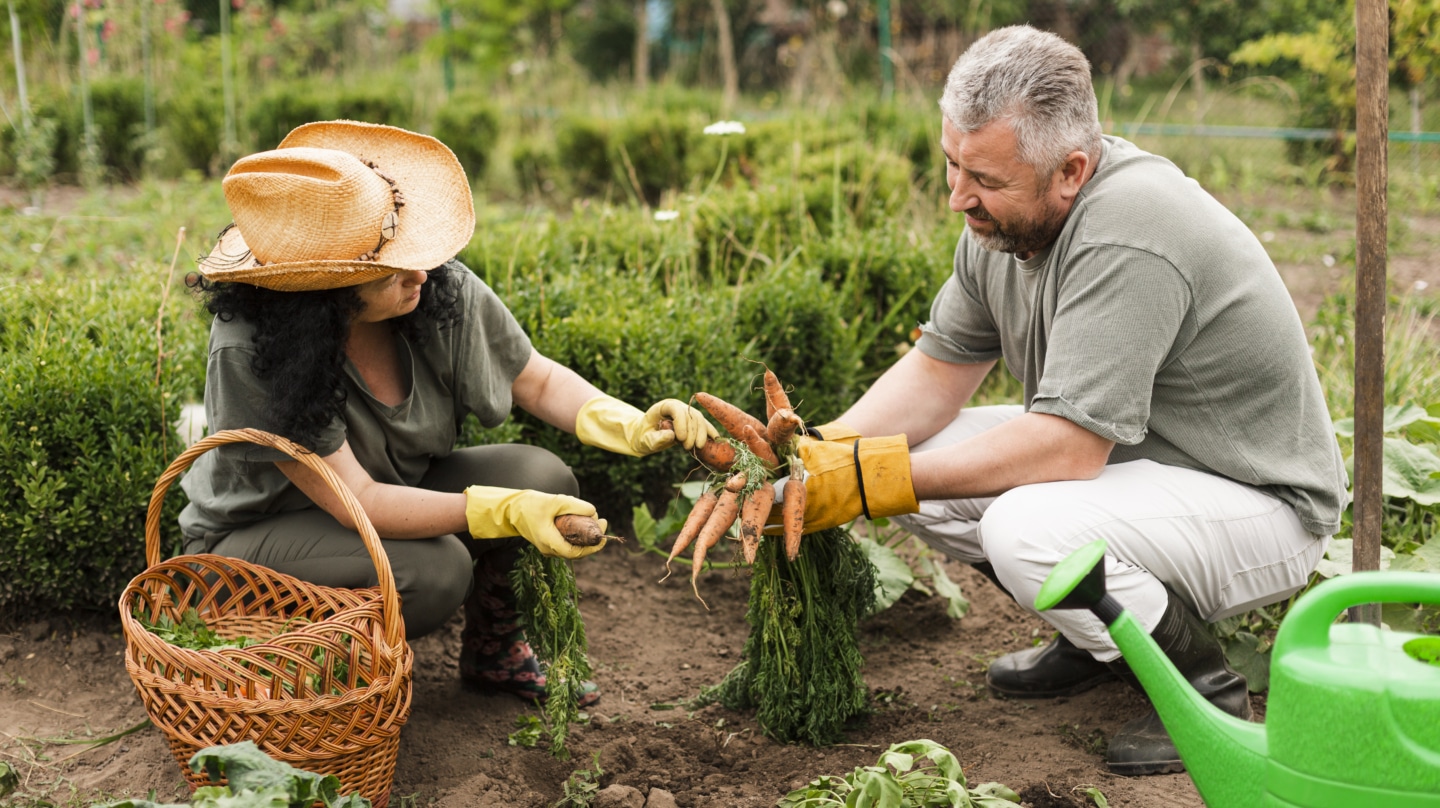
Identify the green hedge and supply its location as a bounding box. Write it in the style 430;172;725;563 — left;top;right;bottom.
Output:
0;276;204;620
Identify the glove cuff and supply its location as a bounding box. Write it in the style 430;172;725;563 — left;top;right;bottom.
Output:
574;394;646;456
810;420;862;442
854;435;918;519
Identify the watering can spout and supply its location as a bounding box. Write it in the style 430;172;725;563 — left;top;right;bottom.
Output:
1037;540;1268;808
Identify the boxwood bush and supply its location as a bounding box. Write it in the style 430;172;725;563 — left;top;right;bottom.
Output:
0;276;204;620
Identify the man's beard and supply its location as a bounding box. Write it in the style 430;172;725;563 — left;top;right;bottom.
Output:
966;196;1068;255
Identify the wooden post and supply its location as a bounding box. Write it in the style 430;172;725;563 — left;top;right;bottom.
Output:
709;0;737;115
1350;0;1388;626
635;0;649;91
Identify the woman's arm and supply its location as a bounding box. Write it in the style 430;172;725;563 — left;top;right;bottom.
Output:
509;350;604;433
276;440;468;539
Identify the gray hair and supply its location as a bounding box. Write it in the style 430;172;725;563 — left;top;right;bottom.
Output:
939;25;1102;179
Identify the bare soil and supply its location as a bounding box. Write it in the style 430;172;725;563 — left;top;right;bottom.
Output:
0;547;1212;808
2;184;1437;808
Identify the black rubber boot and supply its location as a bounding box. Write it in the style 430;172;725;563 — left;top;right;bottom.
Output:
986;632;1118;698
978;561;1118;698
1105;588;1252;776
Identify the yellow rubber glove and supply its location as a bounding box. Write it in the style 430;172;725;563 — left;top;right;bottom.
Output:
768;435;918;534
807;421;862;442
463;485;607;560
574;394;719;457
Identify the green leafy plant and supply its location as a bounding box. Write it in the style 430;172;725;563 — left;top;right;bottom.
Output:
98;741;370;808
510;546;594;758
778;739;1023;807
551;752;605;808
696;527;876;745
507;714;545;749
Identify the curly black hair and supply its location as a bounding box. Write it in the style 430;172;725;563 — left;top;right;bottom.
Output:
189;263;462;450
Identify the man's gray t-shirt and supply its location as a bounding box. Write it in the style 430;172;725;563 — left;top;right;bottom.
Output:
916;136;1348;536
178;263;534;544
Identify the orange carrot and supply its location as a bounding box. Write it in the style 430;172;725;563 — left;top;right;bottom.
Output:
740;423;780;467
783;474;806;561
738;481;776;565
664;488;718;577
762;368;791;420
691;478;745;603
766;407;802;447
555;514;606;547
695;392;768;440
661;417;736;471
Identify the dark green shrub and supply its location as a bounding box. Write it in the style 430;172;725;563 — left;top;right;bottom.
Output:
162;79;225;176
0;277;204;620
86;77;150;181
432;94;500;182
247;83;334;151
460;267;749;524
554;115;613;198
569;0;636;82
334;87;414;131
512;138;557;197
613;109;694;204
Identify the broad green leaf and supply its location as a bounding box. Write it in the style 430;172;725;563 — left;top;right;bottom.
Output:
846;768;905;808
631;504;660;549
1380;602;1440;633
1333;403;1440;439
0;762;16;799
1315;538;1395;577
856;537;915;613
970;782;1024;806
1084;787;1111;808
923;557;971;619
1381;437;1440;505
1220;631;1272;693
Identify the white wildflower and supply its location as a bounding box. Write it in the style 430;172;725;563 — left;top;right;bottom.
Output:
703;121;746;136
654;210;680;222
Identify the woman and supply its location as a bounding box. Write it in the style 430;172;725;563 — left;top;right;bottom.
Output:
179;120;715;704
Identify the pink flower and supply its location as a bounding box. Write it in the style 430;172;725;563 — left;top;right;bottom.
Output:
101;19;116;40
86;47;98;65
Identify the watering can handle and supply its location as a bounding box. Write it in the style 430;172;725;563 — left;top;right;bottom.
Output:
1279;571;1440;652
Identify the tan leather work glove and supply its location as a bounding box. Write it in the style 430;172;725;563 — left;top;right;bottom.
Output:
767;434;919;534
463;485;607;560
574;394;718;456
805;421;862;442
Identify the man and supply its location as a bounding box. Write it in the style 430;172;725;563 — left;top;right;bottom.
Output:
783;25;1348;775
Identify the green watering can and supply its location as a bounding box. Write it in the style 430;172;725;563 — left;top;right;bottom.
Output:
1037;539;1440;808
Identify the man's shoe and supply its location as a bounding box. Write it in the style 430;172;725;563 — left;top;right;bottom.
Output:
986;633;1118;698
1104;588;1252;776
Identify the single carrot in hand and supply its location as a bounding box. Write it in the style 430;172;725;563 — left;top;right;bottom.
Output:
695;392;768;441
664;488;718;578
783;474;806;561
767;407;802;447
661;417;736;471
762;368;791;420
738;481;776;565
740;423;781;467
555;514;606;547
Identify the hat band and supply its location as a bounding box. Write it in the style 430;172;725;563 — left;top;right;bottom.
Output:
355;159;406;263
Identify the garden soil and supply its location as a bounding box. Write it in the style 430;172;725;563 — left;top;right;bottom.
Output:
3;545;1224;808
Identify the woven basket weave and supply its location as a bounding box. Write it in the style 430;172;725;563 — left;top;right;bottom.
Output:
120;429;413;808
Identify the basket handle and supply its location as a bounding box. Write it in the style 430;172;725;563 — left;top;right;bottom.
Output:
145;428;404;648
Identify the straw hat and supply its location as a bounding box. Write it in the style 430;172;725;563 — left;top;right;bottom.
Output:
198;120;475;291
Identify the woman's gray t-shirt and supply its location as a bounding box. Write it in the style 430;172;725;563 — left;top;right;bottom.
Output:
916;136;1348;536
178;263;533;544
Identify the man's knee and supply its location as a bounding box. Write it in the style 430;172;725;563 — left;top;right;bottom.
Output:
977;486;1075;601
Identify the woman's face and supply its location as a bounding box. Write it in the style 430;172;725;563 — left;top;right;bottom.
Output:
354;270;427;323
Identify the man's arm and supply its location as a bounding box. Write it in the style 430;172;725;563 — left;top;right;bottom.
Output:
911;412;1113;500
836;349;1115;500
836;349;995;446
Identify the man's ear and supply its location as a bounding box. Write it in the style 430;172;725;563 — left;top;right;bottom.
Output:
1054;150;1091;200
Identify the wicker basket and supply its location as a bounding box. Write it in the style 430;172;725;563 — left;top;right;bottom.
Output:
120;429;413;808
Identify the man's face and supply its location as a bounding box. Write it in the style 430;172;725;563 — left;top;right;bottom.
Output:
941;117;1072;257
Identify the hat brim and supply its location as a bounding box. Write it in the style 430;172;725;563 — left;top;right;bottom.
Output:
199;120;475;291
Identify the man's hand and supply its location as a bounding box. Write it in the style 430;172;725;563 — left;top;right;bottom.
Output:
768;434;919;534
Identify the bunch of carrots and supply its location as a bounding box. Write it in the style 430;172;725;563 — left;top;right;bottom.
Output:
663;368;811;601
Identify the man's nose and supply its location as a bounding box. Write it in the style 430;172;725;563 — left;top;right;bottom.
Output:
948;174;978;213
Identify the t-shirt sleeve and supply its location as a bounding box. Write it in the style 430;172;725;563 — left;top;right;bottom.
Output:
1028;244;1190;445
450;264;535;428
915;244;1005;365
205;341;346;463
